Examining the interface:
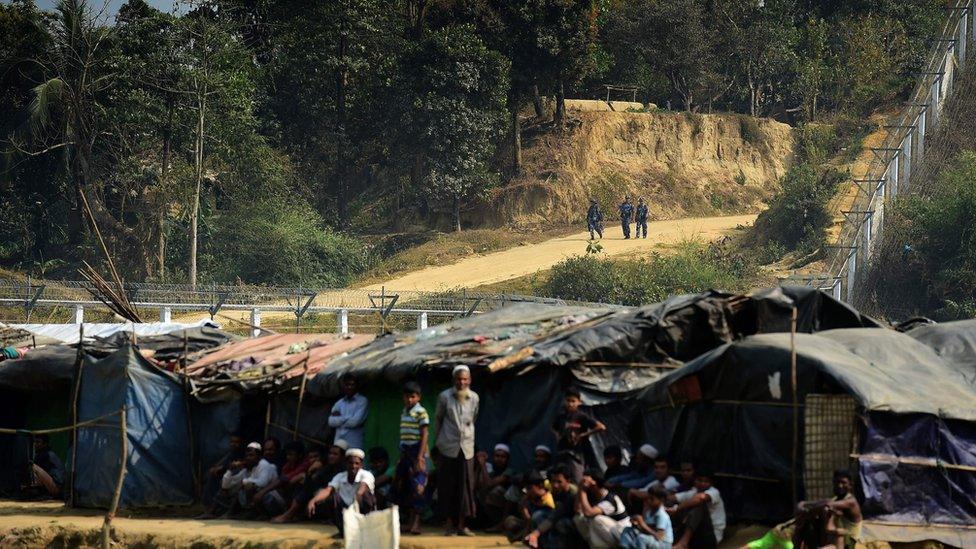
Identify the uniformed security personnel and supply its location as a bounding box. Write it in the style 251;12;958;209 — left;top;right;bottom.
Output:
586;199;604;240
619;197;634;239
635;197;649;239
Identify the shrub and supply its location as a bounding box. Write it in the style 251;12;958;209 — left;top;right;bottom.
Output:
540;241;755;305
754;163;842;254
205;199;369;286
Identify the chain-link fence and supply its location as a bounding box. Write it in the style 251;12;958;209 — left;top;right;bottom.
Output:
785;1;975;308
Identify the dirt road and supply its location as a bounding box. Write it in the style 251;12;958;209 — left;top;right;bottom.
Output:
359;214;756;292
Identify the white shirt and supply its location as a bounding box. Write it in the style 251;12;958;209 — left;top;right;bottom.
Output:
329;469;376;506
676;487;725;542
329;394;368;450
641;475;680;492
242;459;278;490
220;468;246;491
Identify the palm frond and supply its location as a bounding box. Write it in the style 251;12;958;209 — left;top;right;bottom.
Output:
29;78;66;136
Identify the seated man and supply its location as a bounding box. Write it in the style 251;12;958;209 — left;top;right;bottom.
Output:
533;445;553;474
27;434;64;499
667;470;725;549
608;444;657;490
271;441;346;523
574;469;629;549
524;465;586;549
368;446;394;509
793;469;862;549
628;458;679;507
258;441;310;518
675;462;695;493
477;443;515;529
202;432;244;507
503;471;555;542
307;448;376;538
621;486;673;549
263;437;284;472
604;445;630;480
234;441;279;518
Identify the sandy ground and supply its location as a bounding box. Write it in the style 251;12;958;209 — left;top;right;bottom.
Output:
359;214;756;293
0;500;771;548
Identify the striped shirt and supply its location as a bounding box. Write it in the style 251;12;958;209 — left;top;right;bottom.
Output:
400;403;430;445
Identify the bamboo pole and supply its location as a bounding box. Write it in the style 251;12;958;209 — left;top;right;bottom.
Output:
264;398;272;440
181;331;200;499
292;353;311;441
101;407;127;549
69;323;84;507
790;306;799;505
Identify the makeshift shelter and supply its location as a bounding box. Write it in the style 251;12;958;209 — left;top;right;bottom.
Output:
637;328;976;544
0;327;236;507
3;320;222;345
180;333;375;468
307;287;880;470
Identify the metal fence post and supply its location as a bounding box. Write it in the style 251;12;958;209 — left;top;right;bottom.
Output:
338;309;349;335
159;306;172;323
250;308;261;338
417;312;428;330
73;304;84;325
901;134;912;190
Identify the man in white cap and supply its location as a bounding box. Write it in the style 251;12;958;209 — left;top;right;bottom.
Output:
608;444;659;491
227;442;278;518
477;443;515;530
434;364;480;536
307;448;376;538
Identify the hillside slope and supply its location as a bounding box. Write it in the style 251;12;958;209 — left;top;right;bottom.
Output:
479;110;795;227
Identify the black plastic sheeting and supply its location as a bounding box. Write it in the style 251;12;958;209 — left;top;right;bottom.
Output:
907;318;976;382
73;344;195;508
309;286;880;399
93;327;240;362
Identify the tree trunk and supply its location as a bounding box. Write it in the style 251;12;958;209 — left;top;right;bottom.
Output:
335;34;350;230
555;78;566;130
158;100;173;281
511;102;522;176
453;194;461;232
189;91;206;290
532;84;544;118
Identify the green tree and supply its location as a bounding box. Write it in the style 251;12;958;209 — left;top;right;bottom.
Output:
405;26;508;231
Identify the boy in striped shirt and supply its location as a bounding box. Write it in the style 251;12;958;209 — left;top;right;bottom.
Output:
394;381;429;534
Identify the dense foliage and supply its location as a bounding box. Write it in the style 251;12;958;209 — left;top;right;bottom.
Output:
871;152;976;319
541;241;756;305
0;0;945;285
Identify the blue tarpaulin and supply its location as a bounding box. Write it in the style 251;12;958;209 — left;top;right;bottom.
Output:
73;344;194;508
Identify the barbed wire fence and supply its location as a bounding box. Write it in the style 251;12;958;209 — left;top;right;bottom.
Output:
782;1;975;315
0;277;614;336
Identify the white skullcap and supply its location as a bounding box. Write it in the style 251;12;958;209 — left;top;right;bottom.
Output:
534;445;552;455
494;443;510;454
452;365;470;377
639;444;659;459
345;448;366;460
333;439;349;451
246;441;262;451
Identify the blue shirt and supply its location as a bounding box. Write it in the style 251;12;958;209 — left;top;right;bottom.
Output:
328;393;368;450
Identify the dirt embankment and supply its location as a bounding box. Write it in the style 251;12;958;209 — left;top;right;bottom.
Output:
479;111;796;227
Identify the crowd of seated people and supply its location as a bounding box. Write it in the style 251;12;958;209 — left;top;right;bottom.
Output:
189;376;735;549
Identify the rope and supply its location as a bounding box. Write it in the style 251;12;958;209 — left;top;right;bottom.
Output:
0;409;124;435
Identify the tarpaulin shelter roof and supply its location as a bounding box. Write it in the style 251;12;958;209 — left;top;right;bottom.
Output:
308;286;880;398
5;320;222;344
0;325;61;347
185;333;374;401
907;318;976;382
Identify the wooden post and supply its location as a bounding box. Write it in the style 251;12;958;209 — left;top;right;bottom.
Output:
790;306;799;505
264;398;272;440
293;353;311;441
181;331;200;499
69;323;85;507
101;407;127;549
